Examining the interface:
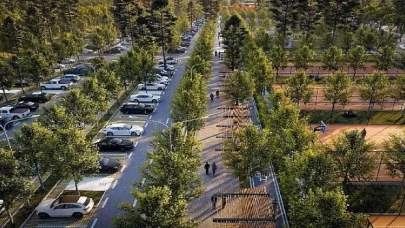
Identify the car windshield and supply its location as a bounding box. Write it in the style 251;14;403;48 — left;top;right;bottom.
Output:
100;157;109;165
51;198;61;208
111;138;122;144
123;124;132;130
83;197;91;206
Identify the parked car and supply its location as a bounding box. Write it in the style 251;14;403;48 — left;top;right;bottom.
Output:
52;64;66;69
104;46;126;54
63;64;92;76
169;47;186;54
82;48;94;54
59;74;81;83
130;93;162;103
13;101;39;111
400;44;405;50
120;103;155;114
137;83;166;90
0;116;13;130
60;58;76;64
0;106;30;120
154;68;172;77
40;79;73;90
181;41;190;47
99;157;122;173
18;92;49;103
158;64;175;72
158;58;178;65
96;138;134;151
102;123;144;136
35;195;94;219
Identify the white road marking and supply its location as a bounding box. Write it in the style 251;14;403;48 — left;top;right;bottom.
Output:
149;115;152;120
112;180;118;189
133;199;137;207
141;178;146;186
128;152;133;158
14;122;21;126
102;197;109;208
162;92;165;95
165;118;169;124
120;165;126;173
90;218;98;228
149;159;153;164
144;123;148;128
135;141;138;147
156;103;159;106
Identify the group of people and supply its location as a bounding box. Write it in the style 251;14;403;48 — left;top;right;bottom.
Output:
204;162;217;176
210;90;220;102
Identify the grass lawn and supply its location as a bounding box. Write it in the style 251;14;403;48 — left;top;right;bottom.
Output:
4;174;60;228
61;190;105;206
301;110;405;125
346;184;405;214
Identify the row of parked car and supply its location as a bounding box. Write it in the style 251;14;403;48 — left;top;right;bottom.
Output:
169;18;205;54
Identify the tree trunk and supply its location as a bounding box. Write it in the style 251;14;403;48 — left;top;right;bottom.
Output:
282;0;290;47
160;12;167;68
35;162;45;191
75;182;80;196
353;68;357;80
2;86;8;102
330;102;336;122
6;208;15;227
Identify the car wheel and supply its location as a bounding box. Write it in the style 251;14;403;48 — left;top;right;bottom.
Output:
12;116;20;120
40;86;46;90
61;86;67;90
158;87;162;90
131;132;137;136
38;213;49;219
133;99;139;103
120;147;126;152
107;132;113;136
72;212;83;218
123;110;129;114
141;87;146;90
152;99;157;104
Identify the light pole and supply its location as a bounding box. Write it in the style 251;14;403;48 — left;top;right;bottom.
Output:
0;115;41;151
186;61;212;80
92;63;104;74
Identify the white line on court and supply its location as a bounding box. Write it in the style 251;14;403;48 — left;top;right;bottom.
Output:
102;197;109;208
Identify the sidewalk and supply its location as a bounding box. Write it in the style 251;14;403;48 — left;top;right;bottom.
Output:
187;27;240;227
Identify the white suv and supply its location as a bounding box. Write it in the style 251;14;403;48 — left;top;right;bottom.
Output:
36;195;94;219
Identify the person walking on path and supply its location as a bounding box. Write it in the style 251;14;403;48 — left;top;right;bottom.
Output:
212;162;217;176
204;162;210;175
211;195;217;209
210;93;214;102
218;52;221;58
361;128;367;139
216;89;220;98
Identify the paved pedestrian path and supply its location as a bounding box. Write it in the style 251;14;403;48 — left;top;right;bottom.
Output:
186;26;240;227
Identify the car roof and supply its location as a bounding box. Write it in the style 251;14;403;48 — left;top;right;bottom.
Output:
60;195;80;203
106;123;129;128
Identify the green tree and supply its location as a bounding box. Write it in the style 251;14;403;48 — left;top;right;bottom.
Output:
223;126;272;187
133;48;157;92
222;15;248;71
391;74;405;115
24;53;52;90
324;71;353;119
223;70;255;105
297;0;322;36
114;186;196;228
38;105;76;131
285;72;314;105
0;148;34;227
347;45;367;79
111;0;140;39
268;0;299;45
338;31;355;54
51;128;99;195
327;130;376;189
254;28;274;54
321;46;344;74
95;68;121;100
293;45;314;71
14;123;53;191
270;45;289;82
375;45;395;71
384;130;405;194
81;77;109;113
60;89;97;126
1;15;23;53
0;61;15;102
90;31;106;58
359;71;389;116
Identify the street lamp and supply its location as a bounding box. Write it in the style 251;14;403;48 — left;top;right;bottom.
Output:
186;61;212;80
0;115;41;151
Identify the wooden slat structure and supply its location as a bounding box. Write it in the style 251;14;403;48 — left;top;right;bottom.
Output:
212;188;275;228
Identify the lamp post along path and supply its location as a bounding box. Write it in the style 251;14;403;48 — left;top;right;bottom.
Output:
0;115;41;151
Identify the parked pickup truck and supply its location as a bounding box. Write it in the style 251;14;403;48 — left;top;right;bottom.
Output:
40;79;73;90
0;106;30;120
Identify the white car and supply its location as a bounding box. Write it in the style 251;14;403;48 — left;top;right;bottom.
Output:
35;195;94;219
399;44;405;50
138;83;166;90
158;59;178;65
61;58;76;64
102;123;144;136
158;64;175;72
52;64;66;69
130;93;162;103
59;74;81;83
82;48;94;54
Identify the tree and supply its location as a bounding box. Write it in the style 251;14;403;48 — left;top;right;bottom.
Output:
14;123;53;191
59;89;97;126
114;186;196;228
359;71;389;116
223;71;255;105
268;0;299;45
38;104;76;131
347;46;367;79
95;68;121;100
90;31;106;58
254;28;274;54
384;131;405;194
24;53;52;90
296;0;322;36
81;77;109;113
293;45;314;71
285;72;314;106
391;74;405;115
270;45;289;82
324;71;353;119
7;55;27;94
321;46;344;74
375;45;395;71
222;15;248;71
223;126;272;187
51;128;99;195
133;48;157;92
0;148;34;227
0;15;23;53
111;0;140;39
338;31;355;54
327;130;376;189
0;61;15;102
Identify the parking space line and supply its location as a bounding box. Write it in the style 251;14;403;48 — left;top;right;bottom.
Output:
165;118;169;124
149;159;153;164
15;122;21;126
102;197;109;208
121;165;126;173
112;180;118;189
149;115;152;120
144;123;148;128
141;178;146;186
90;218;98;228
156;103;159;106
128;152;133;158
134;141;138;147
162;92;165;95
133;199;137;207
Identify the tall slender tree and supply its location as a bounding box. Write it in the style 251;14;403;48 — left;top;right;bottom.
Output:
323;71;353;119
285;72;314;106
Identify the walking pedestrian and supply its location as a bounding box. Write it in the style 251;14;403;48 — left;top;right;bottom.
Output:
216;89;220;98
361;128;367;139
222;196;226;209
204;162;210;175
211;195;217;209
214;51;217;56
218;52;221;58
210;93;214;102
212;162;217;176
218;41;221;46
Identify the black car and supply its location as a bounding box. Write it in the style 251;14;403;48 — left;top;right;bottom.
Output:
13;101;39;111
18;93;49;103
96;137;134;151
0;116;13;130
168;47;186;54
120;103;155;115
99;157;122;173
